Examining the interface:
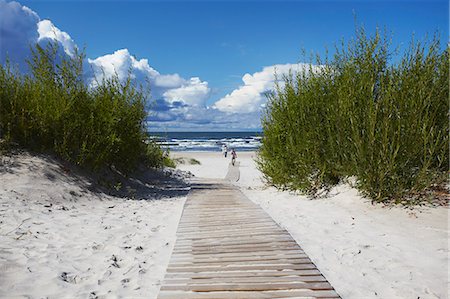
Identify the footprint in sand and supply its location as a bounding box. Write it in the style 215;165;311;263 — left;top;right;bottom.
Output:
91;243;104;251
139;268;146;274
98;270;112;285
110;255;120;268
121;278;130;287
59;271;78;284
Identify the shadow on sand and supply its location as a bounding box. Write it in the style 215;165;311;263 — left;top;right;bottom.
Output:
0;149;190;200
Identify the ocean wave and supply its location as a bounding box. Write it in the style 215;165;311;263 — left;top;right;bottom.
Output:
154;136;261;152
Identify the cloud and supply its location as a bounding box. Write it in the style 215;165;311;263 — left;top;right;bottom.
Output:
154;74;185;88
37;19;77;56
213;63;314;113
147;106;262;131
88;49;159;84
87;49;211;107
0;0;39;71
0;0;78;71
163;77;210;107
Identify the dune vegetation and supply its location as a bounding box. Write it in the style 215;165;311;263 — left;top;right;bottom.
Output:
0;43;165;173
258;27;448;204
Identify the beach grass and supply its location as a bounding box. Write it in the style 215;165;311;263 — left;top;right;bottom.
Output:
189;158;201;165
172;156;201;166
0;42;165;173
258;26;448;204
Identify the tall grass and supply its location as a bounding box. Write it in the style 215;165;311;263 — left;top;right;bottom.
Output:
0;42;164;173
258;27;448;203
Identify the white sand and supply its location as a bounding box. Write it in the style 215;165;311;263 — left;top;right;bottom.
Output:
172;151;231;179
0;153;186;298
172;151;449;299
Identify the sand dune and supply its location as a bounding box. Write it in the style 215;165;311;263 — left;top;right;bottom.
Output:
0;152;187;298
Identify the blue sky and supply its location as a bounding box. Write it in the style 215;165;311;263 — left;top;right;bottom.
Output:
1;0;448;130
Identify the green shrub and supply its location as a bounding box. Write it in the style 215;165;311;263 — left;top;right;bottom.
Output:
144;141;166;168
258;27;448;204
163;156;177;168
0;42;164;173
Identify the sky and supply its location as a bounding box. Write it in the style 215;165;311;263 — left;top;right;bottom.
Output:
1;0;448;131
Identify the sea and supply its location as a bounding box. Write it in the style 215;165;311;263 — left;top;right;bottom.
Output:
149;131;263;152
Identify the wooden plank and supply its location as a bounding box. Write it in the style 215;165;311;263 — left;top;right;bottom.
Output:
160;281;333;292
163;275;327;285
168;259;313;269
180;213;270;218
177;225;280;233
158;290;340;299
173;245;301;254
176;234;294;243
173;248;303;256
173;244;300;253
170;250;307;262
164;269;322;279
173;242;300;252
178;220;278;228
175;241;295;249
178;218;275;225
178;225;281;233
157;177;340;299
181;208;261;213
177;228;287;238
166;263;318;273
176;232;290;241
176;237;296;245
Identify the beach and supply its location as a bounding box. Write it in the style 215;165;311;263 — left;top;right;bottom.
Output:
172;151;449;299
1;0;447;298
0;152;187;298
0;150;447;298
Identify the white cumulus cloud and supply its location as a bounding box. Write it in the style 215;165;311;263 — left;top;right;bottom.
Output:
88;49;159;83
213;63;314;113
37;19;76;56
0;0;39;70
154;74;185;88
87;49;210;107
163;77;210;107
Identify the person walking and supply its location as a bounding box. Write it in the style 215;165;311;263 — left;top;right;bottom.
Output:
222;144;228;158
231;148;237;166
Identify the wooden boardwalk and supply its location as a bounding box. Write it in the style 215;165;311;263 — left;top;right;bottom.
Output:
158;170;340;298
